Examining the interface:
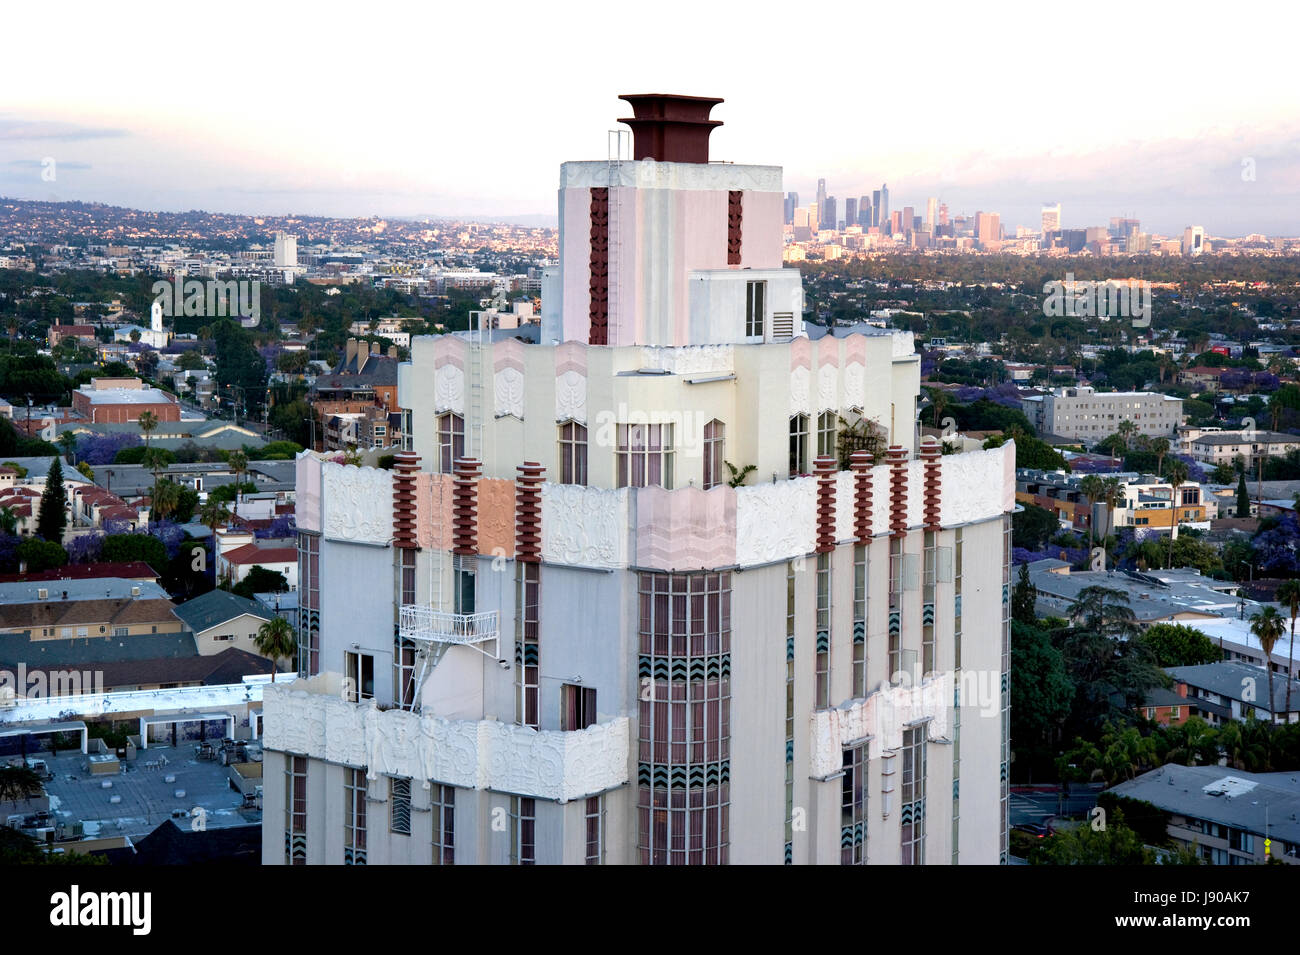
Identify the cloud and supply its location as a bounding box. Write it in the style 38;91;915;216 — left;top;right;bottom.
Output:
0;120;128;142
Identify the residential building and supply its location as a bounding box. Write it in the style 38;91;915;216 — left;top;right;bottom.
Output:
172;589;275;659
1188;430;1300;469
71;377;181;424
1164;661;1300;726
1020;386;1183;442
261;95;1016;867
1109;765;1300;865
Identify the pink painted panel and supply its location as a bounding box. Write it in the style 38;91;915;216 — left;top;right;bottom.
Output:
739;191;784;269
845;334;867;365
415;472;454;550
476;478;516;559
790;336;812;371
635;485;737;570
493;337;525;373
555;341;587;376
561;186;593;343
433;335;466;371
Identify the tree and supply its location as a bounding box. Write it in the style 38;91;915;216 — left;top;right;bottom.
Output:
1079;474;1104;556
36;456;66;541
227;450;248;520
137;410;158;451
1149;437;1170;477
198;499;231;544
1250;606;1286;723
100;533;167;572
1237;469;1251;517
0;507;15;536
1276;579;1300;715
0;767;43;806
1012;563;1038;625
1028;811;1155;865
254;615;297;681
232;565;288;599
1164;458;1189;570
1137;623;1221;667
15;537;66;572
57;430;77;463
150;478;181;522
1116;419;1138;451
1012;503;1059;550
1011;620;1073;773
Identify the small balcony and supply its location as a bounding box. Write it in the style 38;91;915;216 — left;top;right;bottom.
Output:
398;605;499;648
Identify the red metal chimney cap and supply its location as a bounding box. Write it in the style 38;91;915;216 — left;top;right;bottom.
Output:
618;94;723;164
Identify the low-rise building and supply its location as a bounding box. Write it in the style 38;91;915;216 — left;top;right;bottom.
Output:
171;589;275;659
1165;660;1300;725
1188;430;1300;469
1109;765;1300;865
1021;385;1182;443
71;377;180;424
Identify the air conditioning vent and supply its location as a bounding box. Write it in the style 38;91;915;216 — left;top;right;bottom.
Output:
771;312;795;342
36;588;47;600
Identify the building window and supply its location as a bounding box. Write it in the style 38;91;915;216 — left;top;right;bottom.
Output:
842;744;867;865
637;571;731;865
510;796;536;865
853;544;867;698
789;414;809;475
558;421;588;485
815;552;831;709
431;784;455;865
702;419;725;490
344;651;374;703
454;554;475;615
399;547;416;606
616;423;674;489
284;755;307;865
395;637;417;710
389;776;411;835
561;683;597;731
745;280;766;338
901;724;927;865
344;767;367;865
437;412;464;473
785;562;795;864
817;411;837;459
515;561;540;728
585;794;606;865
299;532;320;676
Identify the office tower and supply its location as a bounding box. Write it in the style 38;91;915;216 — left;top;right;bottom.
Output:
823;196;836;231
1182;226;1205;255
938;203;949;227
274;232;298;268
871;189;882;228
858;195;871;227
880;183;890;233
784;192;799;225
262;93;1015;867
925;197;937;232
816;179;827;223
902;206;915;235
809;202;820;233
890;210;903;235
1040;203;1061;238
845;197;857;229
1109;217;1139;240
975;212;1001;249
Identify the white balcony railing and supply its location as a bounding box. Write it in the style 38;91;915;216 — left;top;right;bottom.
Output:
398;605;499;647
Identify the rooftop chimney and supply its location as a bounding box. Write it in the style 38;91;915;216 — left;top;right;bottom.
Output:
387;345;397;359
618;94;723;164
345;338;358;368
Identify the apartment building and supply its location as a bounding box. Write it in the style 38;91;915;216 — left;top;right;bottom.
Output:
262;95;1015;866
1020;385;1182;442
1187;429;1300;468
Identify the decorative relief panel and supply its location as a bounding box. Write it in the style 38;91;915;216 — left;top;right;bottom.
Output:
494;367;525;419
322;462;393;544
939;445;1013;528
734;478;816;566
789;366;811;416
834;470;857;543
809;671;953;776
263;685;630;802
639;344;734;377
843;362;865;410
540;483;628;568
476;478;516;559
817;363;838;411
295;452;322;534
434;363;465;415
555;370;588;424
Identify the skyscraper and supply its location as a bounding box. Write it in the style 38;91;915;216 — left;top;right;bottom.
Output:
784;192;799;225
879;183;890;233
858;195;871;227
925;197;937;232
1182;225;1205;256
261;94;1015;867
1040;203;1061;238
976;212;1001;249
871;190;881;228
845;197;857;229
823;196;836;232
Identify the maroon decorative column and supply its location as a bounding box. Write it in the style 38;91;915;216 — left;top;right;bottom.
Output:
452;458;481;556
850;450;873;542
392;451;420;549
814;456;837;554
887;446;909;540
515;462;544;563
727;190;743;265
589;188;609;346
920;440;943;532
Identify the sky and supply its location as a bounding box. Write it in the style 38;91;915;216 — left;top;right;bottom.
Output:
1;0;1297;237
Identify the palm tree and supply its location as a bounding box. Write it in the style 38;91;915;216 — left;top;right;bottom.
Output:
227;450;248;519
198;499;230;540
137;410;158;451
141;447;168;512
151;479;181;522
58;430;77;464
1149;437;1170;477
1116;419;1138;451
254;616;297;682
1164;458;1189;570
1250;606;1285;725
0;506;16;537
1275;579;1300;714
1079;474;1105;557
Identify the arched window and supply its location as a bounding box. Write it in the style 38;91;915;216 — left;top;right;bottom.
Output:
558;420;588;485
437;412;464;473
702;420;725;489
789;414;809;475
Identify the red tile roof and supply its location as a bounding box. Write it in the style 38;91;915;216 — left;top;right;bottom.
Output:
0;561;160;584
222;543;296;565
